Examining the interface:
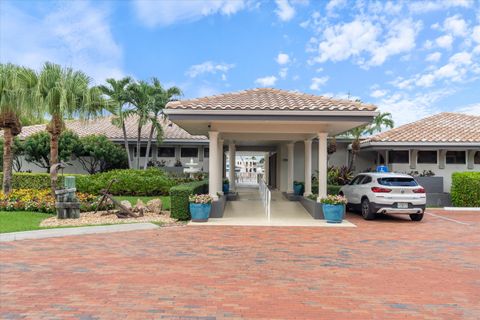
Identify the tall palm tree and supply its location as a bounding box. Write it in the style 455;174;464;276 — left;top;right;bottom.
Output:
35;62;104;193
143;78;182;169
124;80;152;169
347;112;394;171
99;77;133;168
0;64;38;194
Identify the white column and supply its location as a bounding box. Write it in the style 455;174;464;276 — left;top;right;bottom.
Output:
208;131;219;200
264;152;269;185
228;143;236;192
304;139;312;196
317;133;328;201
218;138;224;195
287;142;295;193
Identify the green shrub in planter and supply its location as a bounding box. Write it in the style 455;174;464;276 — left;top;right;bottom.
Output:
170;180;208;220
451;172;480;207
311;184;342;196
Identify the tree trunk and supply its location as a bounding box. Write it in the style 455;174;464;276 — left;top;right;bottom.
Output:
136;124;142;169
48;115;63;194
121;121;132;169
2;127;13;194
143;124;155;170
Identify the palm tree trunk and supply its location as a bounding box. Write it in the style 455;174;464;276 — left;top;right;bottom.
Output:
121;122;132;169
136;124;142;169
48;115;62;194
143;125;155;170
2;127;14;194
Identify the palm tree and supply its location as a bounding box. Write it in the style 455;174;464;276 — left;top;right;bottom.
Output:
35;62;104;192
142;78;182;169
124;80;152;169
99;77;133;168
347;112;394;171
0;64;38;194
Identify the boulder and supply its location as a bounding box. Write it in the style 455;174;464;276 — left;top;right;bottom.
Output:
120;200;132;210
147;198;163;214
134;199;146;212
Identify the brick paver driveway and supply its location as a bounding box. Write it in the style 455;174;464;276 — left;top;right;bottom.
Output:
1;210;479;319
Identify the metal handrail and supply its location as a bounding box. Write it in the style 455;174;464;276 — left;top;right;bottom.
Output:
258;175;271;221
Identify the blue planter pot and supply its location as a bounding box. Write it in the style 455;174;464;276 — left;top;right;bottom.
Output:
322;204;345;223
223;183;229;194
293;184;304;196
189;203;211;222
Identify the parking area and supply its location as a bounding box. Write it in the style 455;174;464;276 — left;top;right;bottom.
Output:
1;209;479;319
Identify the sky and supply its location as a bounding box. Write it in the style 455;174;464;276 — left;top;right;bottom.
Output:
1;0;480;126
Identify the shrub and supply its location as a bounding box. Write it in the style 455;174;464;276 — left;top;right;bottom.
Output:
0;172;82;190
75;135;128;174
312;185;342;196
170;180;208;220
451;172;480;207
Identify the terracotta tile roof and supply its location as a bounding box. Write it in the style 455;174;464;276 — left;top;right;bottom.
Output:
365;112;480;144
3;116;207;141
166;88;377;112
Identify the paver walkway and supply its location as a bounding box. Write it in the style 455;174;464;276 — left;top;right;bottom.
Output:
1;210;479;319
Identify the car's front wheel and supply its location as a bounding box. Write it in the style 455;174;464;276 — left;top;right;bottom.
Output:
361;198;376;220
410;213;424;221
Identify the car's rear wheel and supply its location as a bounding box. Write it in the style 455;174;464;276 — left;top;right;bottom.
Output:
361;198;376;220
410;213;424;221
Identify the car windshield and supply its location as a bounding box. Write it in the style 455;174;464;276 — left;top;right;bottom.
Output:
377;177;418;187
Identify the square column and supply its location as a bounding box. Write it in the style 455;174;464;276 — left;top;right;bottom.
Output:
218;138;224;195
264;152;269;185
287;142;295;193
228;143;236;192
317;133;328;201
304;139;312;196
208;131;219;200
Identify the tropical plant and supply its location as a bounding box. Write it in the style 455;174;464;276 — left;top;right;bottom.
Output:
188;194;213;204
0;63;38;194
99;77;133;168
23;131;82;172
142;78;182;170
75;134;128;174
318;194;348;205
327;166;354;185
35;62;104;192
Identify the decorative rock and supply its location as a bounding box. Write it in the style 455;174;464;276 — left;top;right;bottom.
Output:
120;200;132;210
134;200;146;212
147;199;163;214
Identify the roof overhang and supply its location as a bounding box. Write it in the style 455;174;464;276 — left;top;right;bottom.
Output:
360;141;480;150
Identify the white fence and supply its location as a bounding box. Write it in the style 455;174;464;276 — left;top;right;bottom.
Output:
258;175;271;221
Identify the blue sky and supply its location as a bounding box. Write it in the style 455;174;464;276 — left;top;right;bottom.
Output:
1;0;479;125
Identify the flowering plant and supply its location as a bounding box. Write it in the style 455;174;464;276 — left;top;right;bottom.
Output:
189;194;213;204
318;194;347;205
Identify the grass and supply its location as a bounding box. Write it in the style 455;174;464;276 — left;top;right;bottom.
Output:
115;196;170;210
0;211;53;233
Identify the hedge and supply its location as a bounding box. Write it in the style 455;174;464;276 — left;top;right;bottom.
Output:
312;184;342;195
0;169;176;196
451;172;480;207
170;180;208;220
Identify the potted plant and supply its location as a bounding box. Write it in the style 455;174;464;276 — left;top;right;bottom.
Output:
319;195;347;223
293;181;304;195
223;178;229;194
189;194;213;222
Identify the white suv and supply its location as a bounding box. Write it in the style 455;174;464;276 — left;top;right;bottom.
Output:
339;172;426;221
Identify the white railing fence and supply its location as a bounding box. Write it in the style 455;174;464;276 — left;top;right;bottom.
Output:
258;175;271;221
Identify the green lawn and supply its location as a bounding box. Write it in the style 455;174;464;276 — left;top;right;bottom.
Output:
115;196;170;210
0;211;53;233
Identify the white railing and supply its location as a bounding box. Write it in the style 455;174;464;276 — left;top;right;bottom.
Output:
258;175;271;221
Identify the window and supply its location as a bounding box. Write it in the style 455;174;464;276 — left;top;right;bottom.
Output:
133;147;151;157
388;150;409;164
417;151;437;164
204;148;209;158
377;177;418;186
475;151;480;164
446;151;466;164
349;175;365;185
361;176;372;184
181;147;198;158
158;147;175;157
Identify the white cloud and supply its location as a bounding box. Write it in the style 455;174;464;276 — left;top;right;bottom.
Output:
457;102;480;115
309;76;329;90
133;0;246;27
426;51;442;62
326;0;346;15
275;0;295;22
472;26;480;43
0;1;123;83
186;61;235;78
370;89;387;98
279;68;288;79
435;34;453;49
443;15;469;37
276;53;290;65
409;0;473;14
255;75;277;87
